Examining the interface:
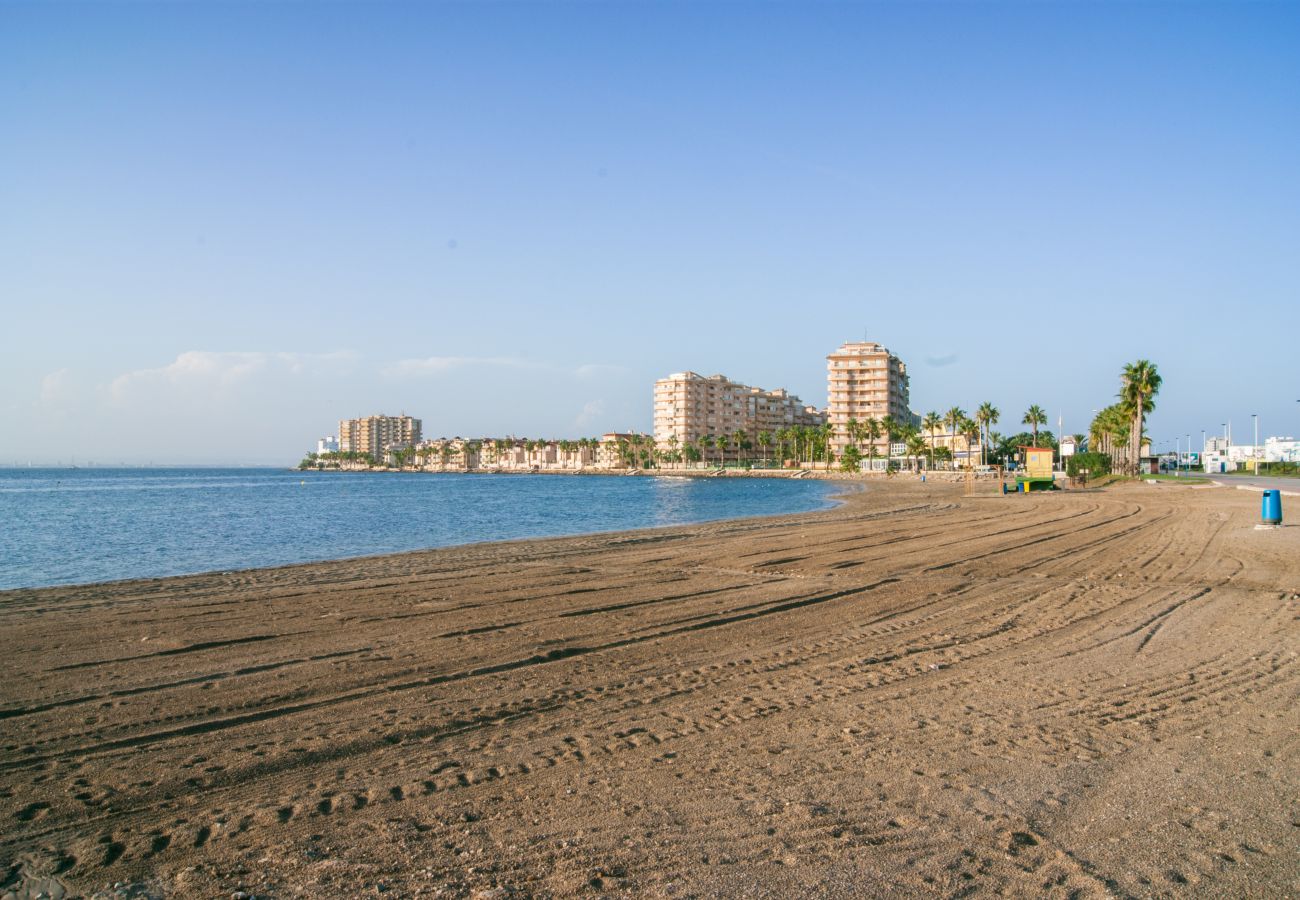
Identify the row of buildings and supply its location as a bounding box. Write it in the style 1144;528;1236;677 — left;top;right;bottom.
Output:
652;341;916;458
317;340;985;469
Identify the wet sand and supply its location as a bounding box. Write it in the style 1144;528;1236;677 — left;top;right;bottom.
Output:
2;481;1297;898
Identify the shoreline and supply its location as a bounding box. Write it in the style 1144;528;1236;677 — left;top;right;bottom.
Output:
2;481;1295;898
0;475;856;596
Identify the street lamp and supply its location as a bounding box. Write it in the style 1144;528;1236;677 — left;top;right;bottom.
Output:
1253;413;1259;475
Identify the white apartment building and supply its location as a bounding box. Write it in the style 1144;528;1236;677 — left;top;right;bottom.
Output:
826;341;911;455
653;372;824;455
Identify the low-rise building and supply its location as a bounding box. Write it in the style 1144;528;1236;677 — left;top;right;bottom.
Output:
1264;436;1300;463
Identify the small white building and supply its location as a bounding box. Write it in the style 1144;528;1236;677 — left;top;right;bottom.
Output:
316;436;339;455
1264;436;1300;463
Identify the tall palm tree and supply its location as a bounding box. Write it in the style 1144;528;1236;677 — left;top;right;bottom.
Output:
732;429;748;467
1090;404;1131;466
922;411;942;466
863;418;883;471
1120;360;1162;475
962;418;981;467
906;434;927;473
880;415;899;464
757;431;772;467
944;407;966;469
975;402;999;467
1022;404;1047;446
696;436;717;470
819;422;835;470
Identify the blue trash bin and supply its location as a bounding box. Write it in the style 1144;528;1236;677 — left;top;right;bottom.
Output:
1262;490;1282;525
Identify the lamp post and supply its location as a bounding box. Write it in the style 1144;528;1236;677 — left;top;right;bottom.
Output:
1253;413;1259;475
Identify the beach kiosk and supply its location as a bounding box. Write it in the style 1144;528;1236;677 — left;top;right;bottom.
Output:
1015;446;1056;492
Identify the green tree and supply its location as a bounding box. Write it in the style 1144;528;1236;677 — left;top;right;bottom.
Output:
922;411;942;466
1120;360;1162;475
863;418;883;471
944;407;966;469
819;421;835;470
906;434;927;472
976;402;999;467
1022;405;1048;446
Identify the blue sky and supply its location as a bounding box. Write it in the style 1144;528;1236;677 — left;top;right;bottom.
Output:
3;2;1297;464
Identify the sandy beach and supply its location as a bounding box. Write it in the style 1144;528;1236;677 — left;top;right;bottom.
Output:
2;480;1296;898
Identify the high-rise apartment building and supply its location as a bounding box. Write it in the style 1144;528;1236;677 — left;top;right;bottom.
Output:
826;342;911;454
338;414;422;459
653;372;824;453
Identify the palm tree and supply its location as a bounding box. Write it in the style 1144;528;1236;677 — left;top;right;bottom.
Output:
732;429;749;467
975;402;999;467
695;435;711;468
922;411;942;466
944;407;966;469
757;431;772;467
819;421;835;470
1090;404;1131;466
962;418;981;468
863;418;882;471
1120;360;1162;476
1022;404;1047;446
906;434;927;472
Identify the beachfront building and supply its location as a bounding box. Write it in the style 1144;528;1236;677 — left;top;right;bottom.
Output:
921;431;979;468
653;372;824;463
599;432;657;468
826;341;911;456
339;414;422;459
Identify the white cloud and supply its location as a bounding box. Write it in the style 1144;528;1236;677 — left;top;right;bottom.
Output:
575;400;605;427
574;363;627;378
38;368;74;406
382;356;625;380
380;355;531;378
108;351;355;403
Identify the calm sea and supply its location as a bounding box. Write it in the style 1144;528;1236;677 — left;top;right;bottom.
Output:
0;468;839;590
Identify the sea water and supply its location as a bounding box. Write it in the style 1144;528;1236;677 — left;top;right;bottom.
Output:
0;468;839;590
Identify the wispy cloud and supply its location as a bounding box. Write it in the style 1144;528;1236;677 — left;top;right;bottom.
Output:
382;356;626;380
107;351;356;402
575;399;605;427
380;355;532;378
38;368;74;407
574;363;627;378
925;353;960;367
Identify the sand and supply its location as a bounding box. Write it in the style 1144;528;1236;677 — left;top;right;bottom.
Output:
1;480;1297;899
